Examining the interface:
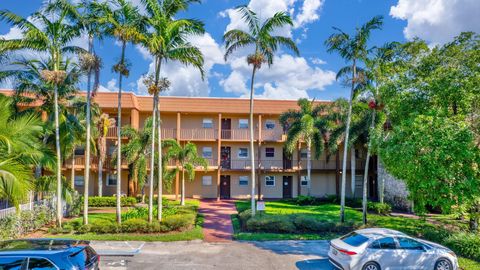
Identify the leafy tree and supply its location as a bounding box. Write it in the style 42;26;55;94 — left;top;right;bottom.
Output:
325;16;383;223
97;0;145;224
224;6;299;215
141;0;204;222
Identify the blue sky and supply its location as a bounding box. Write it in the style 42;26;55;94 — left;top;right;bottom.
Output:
1;0;478;100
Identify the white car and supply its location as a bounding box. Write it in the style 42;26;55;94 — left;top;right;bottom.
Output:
328;228;458;270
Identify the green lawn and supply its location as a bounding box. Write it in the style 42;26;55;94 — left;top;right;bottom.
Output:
233;200;480;269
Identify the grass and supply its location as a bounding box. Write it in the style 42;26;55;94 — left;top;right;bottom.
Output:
233;200;480;269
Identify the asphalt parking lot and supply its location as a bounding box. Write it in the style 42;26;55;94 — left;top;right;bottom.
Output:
95;240;336;270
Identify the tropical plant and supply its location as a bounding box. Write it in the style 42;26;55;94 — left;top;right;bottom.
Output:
97;0;145;224
0;1;86;225
223;5;299;215
325;15;383;223
166;141;208;206
141;0;204;222
96;113;116;198
280;98;331;195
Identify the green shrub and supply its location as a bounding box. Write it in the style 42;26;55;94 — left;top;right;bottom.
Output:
0;205;55;240
90;220;118;234
162;214;195;231
77;224;91;234
367;202;392;215
86;196;137;207
295;195;317;206
443;232;480;261
293;216;335;232
246;215;296;233
122;206;180;221
120;218;148;233
48;224;73;235
238;209;252;229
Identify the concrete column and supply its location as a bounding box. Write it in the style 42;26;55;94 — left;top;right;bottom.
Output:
130;109;140;129
257;114;262;200
216;113;222;201
175;112;181;200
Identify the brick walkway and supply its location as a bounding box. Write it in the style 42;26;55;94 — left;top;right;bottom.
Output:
199;199;237;242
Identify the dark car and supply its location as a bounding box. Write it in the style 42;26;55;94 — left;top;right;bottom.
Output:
0;239;100;270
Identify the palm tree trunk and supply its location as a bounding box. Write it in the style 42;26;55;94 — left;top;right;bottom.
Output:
71;152;75;188
340;59;356;223
148;94;158;223
351;147;356;197
362;110;376;225
116;41;126;225
249;66;257;216
181;168;186;206
54;84;62;228
98;158;103;196
306;139;312;196
84;36;93;225
157;100;163;221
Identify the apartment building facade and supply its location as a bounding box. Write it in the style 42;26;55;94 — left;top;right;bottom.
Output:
2;90;378;200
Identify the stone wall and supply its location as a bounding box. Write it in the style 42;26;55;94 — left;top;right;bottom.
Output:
378;160;413;212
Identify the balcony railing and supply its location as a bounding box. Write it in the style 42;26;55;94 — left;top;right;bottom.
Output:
259;160;296;170
180;129;217;141
163;158;217;168
261;129;285;141
64;156;128;169
221;129;258;141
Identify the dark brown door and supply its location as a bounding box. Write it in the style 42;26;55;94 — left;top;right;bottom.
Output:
283;176;293;199
283;148;292;169
220;147;231;169
220;175;231;199
221;118;231;139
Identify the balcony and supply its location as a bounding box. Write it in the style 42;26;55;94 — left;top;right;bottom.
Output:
259;160;296;170
163;158;217;169
64;156;128;170
180;129;217;141
298;159;365;171
221;129;258;141
261;129;285;141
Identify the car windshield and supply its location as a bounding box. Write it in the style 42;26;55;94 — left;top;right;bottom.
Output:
340;232;369;247
69;246;96;268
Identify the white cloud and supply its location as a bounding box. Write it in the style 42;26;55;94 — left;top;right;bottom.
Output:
294;0;324;29
135;33;224;97
0;26;23;40
390;0;480;44
98;79;118;92
221;54;336;99
310;57;326;65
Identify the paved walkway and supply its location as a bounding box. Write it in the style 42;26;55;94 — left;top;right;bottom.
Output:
198;199;237;242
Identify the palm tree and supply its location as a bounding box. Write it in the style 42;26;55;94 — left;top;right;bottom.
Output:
167;141;208;206
98;0;145;224
223;6;299;215
96;114;116;198
325;16;383;223
280;99;331;195
141;0;205;222
0;94;51;208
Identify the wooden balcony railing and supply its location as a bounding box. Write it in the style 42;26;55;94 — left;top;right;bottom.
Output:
64;156;128;169
261;129;285;141
163;158;217;168
180;129;217;141
221;129;259;141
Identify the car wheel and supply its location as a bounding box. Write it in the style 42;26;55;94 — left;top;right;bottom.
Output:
435;259;452;270
362;262;381;270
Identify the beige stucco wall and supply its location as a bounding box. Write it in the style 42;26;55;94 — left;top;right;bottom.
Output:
184;171;218;199
71;170;129;197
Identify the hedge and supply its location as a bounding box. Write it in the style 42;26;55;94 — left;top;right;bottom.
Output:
0;205;55;240
85;196;137;207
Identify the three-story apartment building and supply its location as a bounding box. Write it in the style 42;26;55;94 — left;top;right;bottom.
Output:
2;90;378;200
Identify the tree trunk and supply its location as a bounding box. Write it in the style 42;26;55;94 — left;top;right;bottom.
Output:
54;84;62;228
116;41;126;225
351;147;356;197
84;36;93;225
181;168;185;206
249;66;257;216
340;60;356;223
98;158;103;196
306;139;312;196
71;151;75;189
362;110;376;225
157;99;163;221
148;94;157;223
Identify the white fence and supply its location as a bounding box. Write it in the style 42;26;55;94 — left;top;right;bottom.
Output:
0;198;60;220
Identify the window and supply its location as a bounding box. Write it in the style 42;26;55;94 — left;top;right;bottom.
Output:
300;149;308;159
203;118;213;129
398;237;425;250
355;149;360;159
238;148;248;158
74;147;85;156
27;258;56;270
239;176;249;186
369;237;397;249
74;175;84;186
108;145;116;156
202;176;212;186
265;147;275;158
340;232;370;247
239;119;249;129
265;176;275;186
0;257;25;270
301;176;309;186
265;120;275;130
107;174;117;186
202;147;213;158
69;246;97;269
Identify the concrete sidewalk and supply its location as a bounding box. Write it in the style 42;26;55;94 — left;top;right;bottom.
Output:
90;241;145;256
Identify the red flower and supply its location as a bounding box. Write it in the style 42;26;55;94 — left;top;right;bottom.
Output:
368;100;376;109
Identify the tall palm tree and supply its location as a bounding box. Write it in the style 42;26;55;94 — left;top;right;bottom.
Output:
0;3;85;227
223;6;299;215
167;141;208;206
0;94;51;207
280;99;331;195
96;114;116;197
325;16;383;223
98;0;145;224
141;0;204;222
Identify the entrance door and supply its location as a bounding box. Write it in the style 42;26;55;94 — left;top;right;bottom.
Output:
282;176;293;199
283;148;292;169
221;118;231;139
220;147;231;169
220;175;231;199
